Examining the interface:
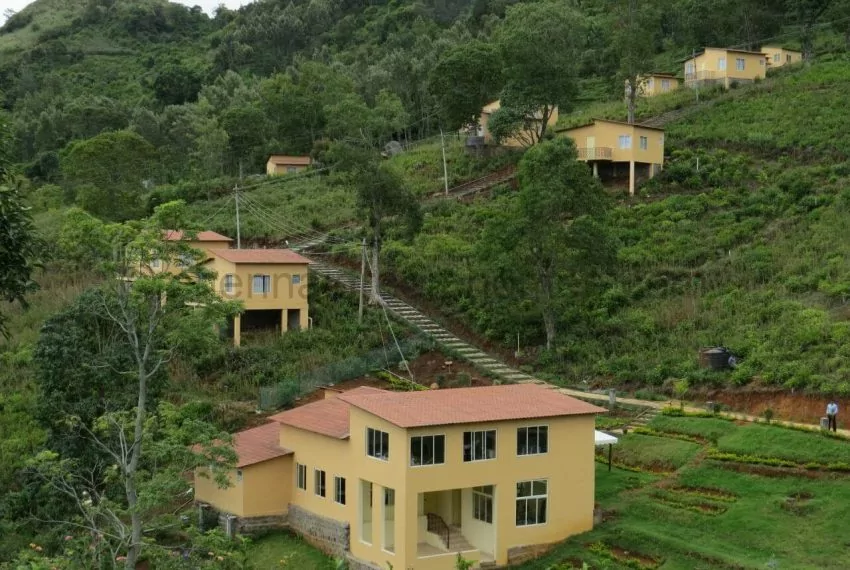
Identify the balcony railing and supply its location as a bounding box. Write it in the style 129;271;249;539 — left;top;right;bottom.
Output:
577;147;613;161
685;70;717;82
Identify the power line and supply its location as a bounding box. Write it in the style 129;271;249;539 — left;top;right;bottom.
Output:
364;250;413;381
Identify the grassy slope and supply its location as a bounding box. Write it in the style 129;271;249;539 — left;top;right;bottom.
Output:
377;57;850;394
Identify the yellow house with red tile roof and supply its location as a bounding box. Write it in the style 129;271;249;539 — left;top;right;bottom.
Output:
195;384;605;569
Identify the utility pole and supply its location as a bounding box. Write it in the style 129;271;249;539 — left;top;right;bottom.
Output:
440;129;449;195
358;238;366;323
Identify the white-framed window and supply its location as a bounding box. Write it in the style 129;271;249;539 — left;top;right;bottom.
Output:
516;479;547;526
296;463;307;490
366;428;389;461
292;274;301;285
224;273;235;295
686;61;695;74
252;274;271;294
314;469;326;497
639;136;648;151
334;476;346;505
661;79;670;91
151;258;161;269
177;254;193;268
473;485;494;523
410;434;445;466
286;166;297;174
774;53;780;63
718;57;726;71
236;469;243;483
618;135;632;150
463;430;496;462
517;426;549;456
646;78;654;89
736;58;745;71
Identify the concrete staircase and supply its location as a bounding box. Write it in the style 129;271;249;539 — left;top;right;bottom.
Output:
429;167;517;202
446;525;475;553
629;407;659;429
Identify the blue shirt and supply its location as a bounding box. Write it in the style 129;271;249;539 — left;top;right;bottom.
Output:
827;403;838;415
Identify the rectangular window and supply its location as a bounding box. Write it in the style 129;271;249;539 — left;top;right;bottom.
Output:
296;463;307;490
224;274;235;295
516;479;548;526
366;428;389;461
774;53;780;63
639;136;648;151
252;274;271;294
473;485;494;523
286;166;297;174
463;430;496;462
236;469;243;483
517;426;549;456
334;476;346;505
314;469;326;497
292;274;301;285
787;54;792;63
759;58;765;66
410;435;445;466
736;58;745;71
151;258;161;269
646;78;654;89
661;79;670;91
618;135;632;150
718;57;726;71
686;61;695;74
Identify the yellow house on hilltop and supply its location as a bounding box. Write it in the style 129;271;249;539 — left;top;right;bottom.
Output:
195;384;605;569
762;46;803;69
266;155;312;176
683;47;767;89
478;100;559;148
558;119;665;196
625;73;680;98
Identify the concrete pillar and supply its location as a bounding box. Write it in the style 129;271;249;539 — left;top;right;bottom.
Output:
281;309;287;335
592;162;599;178
648;163;657;179
233;314;241;347
629;160;636;196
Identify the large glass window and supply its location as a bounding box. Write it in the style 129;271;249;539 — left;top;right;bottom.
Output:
296;463;307;490
736;58;745;71
367;428;389;461
473;485;494;523
718;57;726;71
314;469;326;497
517;426;549;456
516;479;548;526
252;274;271;294
334;476;346;505
639;136;648;151
410;435;445;466
618;135;632;149
463;430;496;462
223;274;235;295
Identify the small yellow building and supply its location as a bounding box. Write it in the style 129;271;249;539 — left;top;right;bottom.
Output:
558;119;665;196
478;100;559;147
266;155;312;176
195;384;605;569
762;46;803;69
683;47;767;89
204;248;311;346
625;73;680;98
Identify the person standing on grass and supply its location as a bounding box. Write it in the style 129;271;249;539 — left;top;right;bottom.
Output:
826;400;839;432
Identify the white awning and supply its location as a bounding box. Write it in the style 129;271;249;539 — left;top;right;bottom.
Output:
595;430;619;446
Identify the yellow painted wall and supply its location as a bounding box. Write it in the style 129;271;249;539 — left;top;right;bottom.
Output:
763;47;803;68
195;468;243;515
243;457;293;516
685;49;767;84
562;122;664;165
267;163;310;176
205;257;309;324
635;75;680;97
402;415;597;566
479;101;559;147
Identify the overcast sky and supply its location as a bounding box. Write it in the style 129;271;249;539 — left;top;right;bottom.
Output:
1;0;253;25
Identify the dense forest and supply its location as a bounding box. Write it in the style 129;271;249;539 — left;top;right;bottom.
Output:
3;0;850;565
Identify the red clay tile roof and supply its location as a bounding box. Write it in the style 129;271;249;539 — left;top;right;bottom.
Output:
270;386;387;438
210;248;312;265
233;422;292;468
163;230;233;242
339;384;605;428
268;155;312;166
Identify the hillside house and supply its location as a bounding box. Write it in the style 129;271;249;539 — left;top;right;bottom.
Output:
266;155;312;176
762;46;803;69
147;230;233;274
558;119;665;196
195;383;605;569
683;48;767;89
204;248;311;346
477;100;559;148
625;73;680;98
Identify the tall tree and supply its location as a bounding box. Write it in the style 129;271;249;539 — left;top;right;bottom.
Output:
491;0;584;145
478;138;614;350
615;0;658;123
788;0;836;60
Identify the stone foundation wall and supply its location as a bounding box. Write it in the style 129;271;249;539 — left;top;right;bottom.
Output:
344;555;384;570
286;504;350;556
216;511;288;536
507;542;558;565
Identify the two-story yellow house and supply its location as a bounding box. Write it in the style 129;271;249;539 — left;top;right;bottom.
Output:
477;100;559;148
195;384;605;569
625;73;680;98
683;47;767;89
203;248;311;346
762;45;803;69
558;119;665;196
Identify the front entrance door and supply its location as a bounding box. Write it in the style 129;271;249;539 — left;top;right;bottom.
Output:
287;309;301;331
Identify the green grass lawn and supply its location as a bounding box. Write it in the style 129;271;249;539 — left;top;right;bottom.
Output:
606;433;702;472
247;532;337;569
523;414;850;570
